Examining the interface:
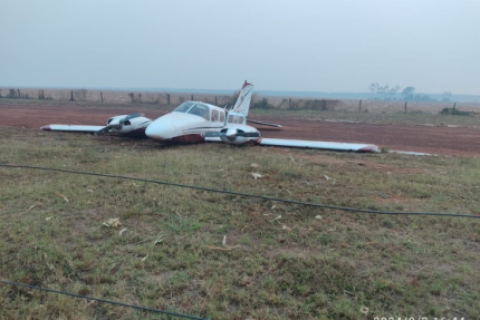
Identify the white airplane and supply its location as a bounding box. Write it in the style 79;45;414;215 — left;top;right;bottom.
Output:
41;81;380;153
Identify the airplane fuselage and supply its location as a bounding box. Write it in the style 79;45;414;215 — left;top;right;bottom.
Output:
145;101;226;142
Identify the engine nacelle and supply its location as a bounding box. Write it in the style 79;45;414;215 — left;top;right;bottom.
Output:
219;124;261;145
106;115;152;136
107;115;126;127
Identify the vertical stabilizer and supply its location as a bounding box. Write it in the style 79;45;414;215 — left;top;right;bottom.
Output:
231;80;254;117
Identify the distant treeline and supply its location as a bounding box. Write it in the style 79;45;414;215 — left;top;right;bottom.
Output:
2;85;479;103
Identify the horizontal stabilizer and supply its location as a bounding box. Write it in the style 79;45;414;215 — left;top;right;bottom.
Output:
257;138;380;153
41;125;106;133
248;120;282;128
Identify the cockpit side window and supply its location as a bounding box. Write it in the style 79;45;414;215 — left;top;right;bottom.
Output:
188;104;209;120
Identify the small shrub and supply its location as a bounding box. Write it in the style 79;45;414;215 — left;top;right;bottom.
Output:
380;146;390;153
439;107;472;116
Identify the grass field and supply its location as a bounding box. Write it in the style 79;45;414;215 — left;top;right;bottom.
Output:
2;92;479;128
1;124;479;320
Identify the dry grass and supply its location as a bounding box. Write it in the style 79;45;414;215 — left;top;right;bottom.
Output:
1;126;480;319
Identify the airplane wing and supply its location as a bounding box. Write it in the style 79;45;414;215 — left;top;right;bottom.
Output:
256;137;380;153
247;119;282;128
41;125;107;133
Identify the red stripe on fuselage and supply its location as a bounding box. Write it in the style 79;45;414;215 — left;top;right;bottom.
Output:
171;134;205;143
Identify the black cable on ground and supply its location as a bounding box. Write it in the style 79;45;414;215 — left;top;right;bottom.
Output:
1;163;479;219
0;280;208;320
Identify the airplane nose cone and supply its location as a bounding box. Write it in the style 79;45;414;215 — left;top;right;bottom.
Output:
146;117;178;141
145;122;163;140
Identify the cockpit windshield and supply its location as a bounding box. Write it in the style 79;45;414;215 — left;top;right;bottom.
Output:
173;101;210;120
174;101;195;113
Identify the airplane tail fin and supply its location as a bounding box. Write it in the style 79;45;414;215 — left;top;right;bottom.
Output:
231;80;254;117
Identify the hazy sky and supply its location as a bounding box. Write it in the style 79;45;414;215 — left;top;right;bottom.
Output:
2;0;479;94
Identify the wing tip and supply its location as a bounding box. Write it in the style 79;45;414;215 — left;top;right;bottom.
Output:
358;145;380;153
41;125;51;131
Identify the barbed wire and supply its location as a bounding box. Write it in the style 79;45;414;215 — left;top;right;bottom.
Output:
1;163;479;219
0;279;209;320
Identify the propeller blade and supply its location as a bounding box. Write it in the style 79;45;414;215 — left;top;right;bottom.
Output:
120;113;144;125
95;125;113;136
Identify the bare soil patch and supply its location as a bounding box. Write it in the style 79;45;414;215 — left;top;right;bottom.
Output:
1;102;479;156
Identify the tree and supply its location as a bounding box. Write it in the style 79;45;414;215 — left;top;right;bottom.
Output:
369;83;399;100
377;84;387;99
387;85;400;100
368;83;380;96
402;86;415;101
441;91;452;102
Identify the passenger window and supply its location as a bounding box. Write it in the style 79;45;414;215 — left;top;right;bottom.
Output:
219;111;225;123
211;110;219;122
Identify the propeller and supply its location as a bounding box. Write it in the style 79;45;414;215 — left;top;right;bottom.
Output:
95;113;144;136
95;125;114;136
119;113;144;125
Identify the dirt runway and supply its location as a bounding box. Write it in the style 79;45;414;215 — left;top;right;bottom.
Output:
1;103;479;156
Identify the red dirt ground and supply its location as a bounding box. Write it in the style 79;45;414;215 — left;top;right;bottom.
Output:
1;103;479;156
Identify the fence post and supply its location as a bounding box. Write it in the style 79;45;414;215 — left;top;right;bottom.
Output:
358;99;362;112
404;101;407;113
215;96;218;105
166;93;170;105
100;92;104;103
452;102;456;115
191;94;194;100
